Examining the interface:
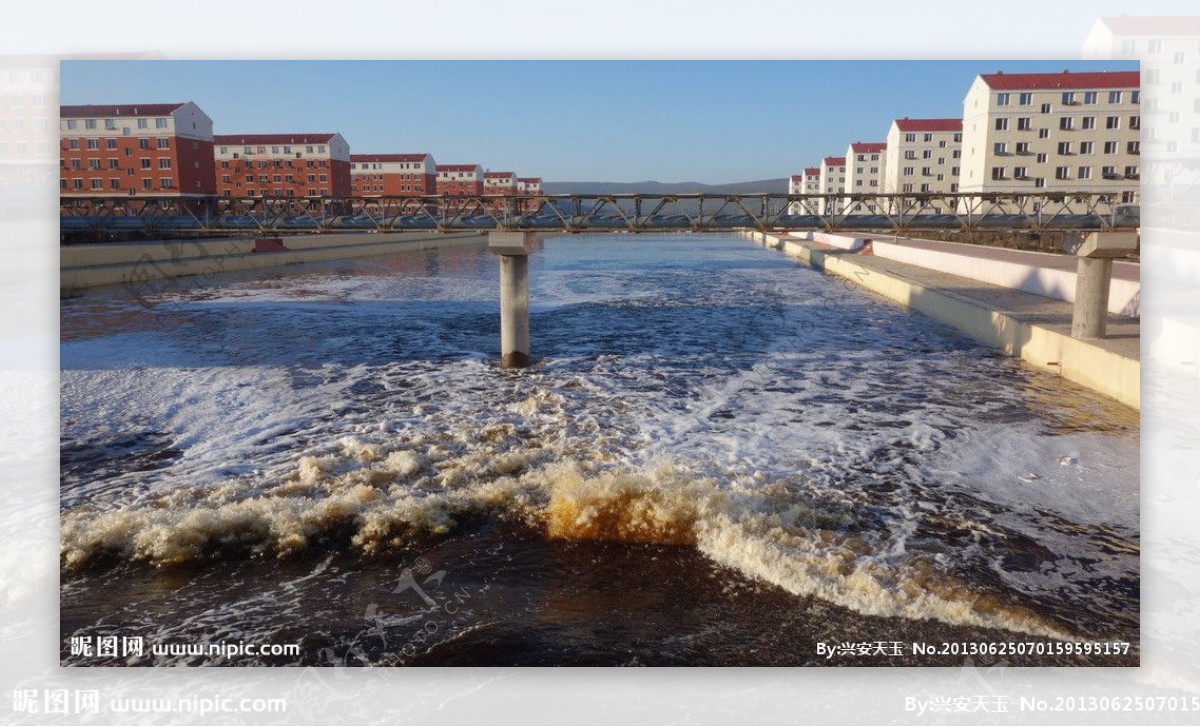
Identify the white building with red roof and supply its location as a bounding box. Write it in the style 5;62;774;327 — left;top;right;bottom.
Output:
350;153;436;197
787;168;820;215
959;70;1140;208
213;132;350;198
844;141;887;212
1084;16;1196;163
818;156;847;215
883;118;962;202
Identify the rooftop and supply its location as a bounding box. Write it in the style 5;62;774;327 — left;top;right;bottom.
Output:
214;133;339;145
979;70;1140;91
894;118;963;132
60;103;185;118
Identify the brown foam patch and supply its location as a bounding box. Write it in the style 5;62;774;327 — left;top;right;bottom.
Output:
545;467;707;545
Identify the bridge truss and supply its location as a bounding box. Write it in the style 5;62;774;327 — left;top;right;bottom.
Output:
60;192;1139;237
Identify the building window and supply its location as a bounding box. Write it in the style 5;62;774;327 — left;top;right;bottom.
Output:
139;139;150;150
991;166;1005;180
1125;165;1138;178
1016;141;1030;154
68;139;78;150
1083;91;1097;105
922;150;932;159
1131;91;1140;104
1036;153;1048;163
70;159;80;170
1014;166;1027;179
1060;117;1074;130
72;179;83;190
91;178;103;190
1102;165;1116;178
1017;117;1031;130
157;138;169;149
904;133;915;142
155;118;168;129
1079;141;1094;155
994;118;1008;131
997;93;1010;106
1055;167;1070;180
1057;142;1072;155
1127;141;1140;154
1018;92;1032;106
994;142;1008;155
109;178;120;190
87;158;101;170
904;150;916;160
1103;141;1118;154
1062;92;1076;104
66;119;78;130
158;158;171;169
1081;116;1095;130
1040;103;1052;114
921;166;932;176
1033;178;1045;188
137;118;148;129
1108;91;1123;104
104;119;116;130
107;158;119;169
1038;128;1049;139
902;166;914;176
1106;116;1120;130
1078;166;1091;180
86;139;98;150
84;119;97;130
106;138;117;150
1130;116;1140;130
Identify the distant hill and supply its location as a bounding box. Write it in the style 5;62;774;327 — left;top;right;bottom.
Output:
543;179;788;195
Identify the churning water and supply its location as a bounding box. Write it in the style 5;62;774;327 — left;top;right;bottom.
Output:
59;233;1139;666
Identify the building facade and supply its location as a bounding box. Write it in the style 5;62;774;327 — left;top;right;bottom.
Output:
436;164;483;196
818;156;847;214
959;71;1140;209
350;153;436;197
516;177;542;195
787;168;821;214
1084;16;1198;169
213;133;351;198
844;142;887;213
60;102;215;197
483;171;517;195
883;118;962;207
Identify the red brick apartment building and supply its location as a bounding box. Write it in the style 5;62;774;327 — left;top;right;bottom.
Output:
483;171;518;196
59;102;216;197
350;153;437;197
516;177;542;195
436;164;483;196
213;133;350;198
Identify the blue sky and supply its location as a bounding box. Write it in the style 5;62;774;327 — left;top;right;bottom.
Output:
61;60;1138;183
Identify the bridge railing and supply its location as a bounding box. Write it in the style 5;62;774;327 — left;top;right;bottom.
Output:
59;192;1139;236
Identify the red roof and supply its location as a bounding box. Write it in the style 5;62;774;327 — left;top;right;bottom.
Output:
60;103;185;118
849;142;886;154
979;71;1140;91
1098;16;1200;37
894;118;962;132
517;177;541;183
484;172;515;179
790;174;804;182
436;164;480;172
822;156;846;167
214;133;338;145
804;167;820;176
351;153;429;163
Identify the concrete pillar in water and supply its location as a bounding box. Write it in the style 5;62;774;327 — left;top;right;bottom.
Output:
1071;231;1138;339
488;231;537;368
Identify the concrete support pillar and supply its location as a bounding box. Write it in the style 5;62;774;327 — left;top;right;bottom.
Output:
1071;231;1138;340
1072;256;1113;338
488;231;537;368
